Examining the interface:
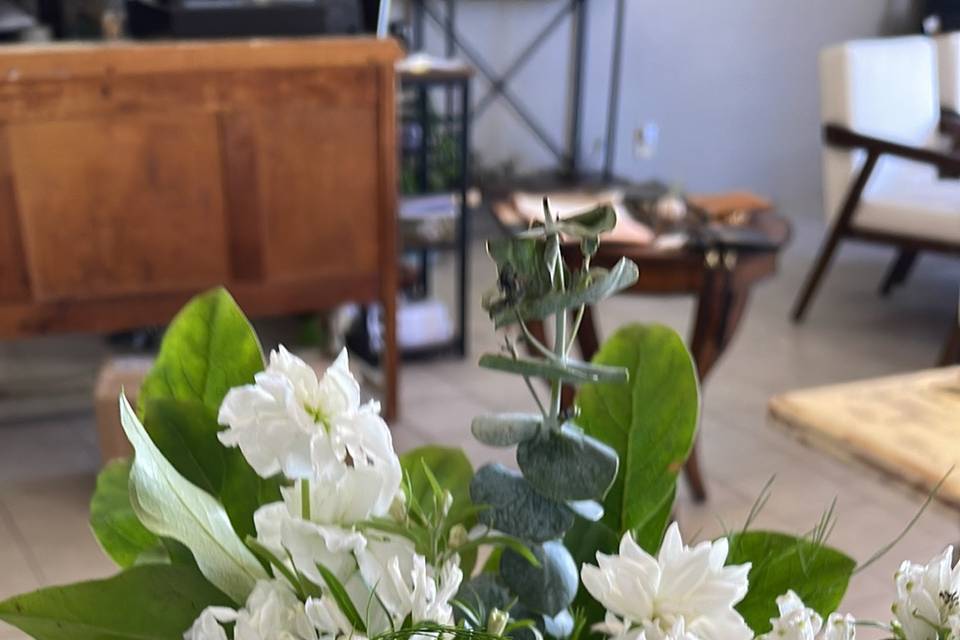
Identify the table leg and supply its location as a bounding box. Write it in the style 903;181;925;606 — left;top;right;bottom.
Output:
686;267;752;502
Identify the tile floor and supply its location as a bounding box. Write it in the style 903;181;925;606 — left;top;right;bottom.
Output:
1;213;959;638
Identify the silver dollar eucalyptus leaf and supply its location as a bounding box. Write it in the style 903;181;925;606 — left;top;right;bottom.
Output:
470;464;573;543
500;540;578;616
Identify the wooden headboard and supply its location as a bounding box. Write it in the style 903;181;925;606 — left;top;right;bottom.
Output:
0;37;402;417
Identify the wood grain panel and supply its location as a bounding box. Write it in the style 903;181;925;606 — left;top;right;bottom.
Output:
10;114;229;301
0;126;30;301
254;96;381;281
0;67;377;124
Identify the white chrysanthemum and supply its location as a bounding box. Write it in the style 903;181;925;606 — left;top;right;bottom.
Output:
185;580;317;640
893;546;960;640
581;522;753;640
759;591;855;640
218;348;400;501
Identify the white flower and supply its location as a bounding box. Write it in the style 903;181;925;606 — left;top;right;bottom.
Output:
184;607;236;640
581;522;753;640
356;534;462;628
219;348;399;496
185;580;317;640
305;595;368;640
759;591;855;640
893;546;960;640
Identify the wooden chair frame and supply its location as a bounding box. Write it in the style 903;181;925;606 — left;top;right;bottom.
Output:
791;110;960;365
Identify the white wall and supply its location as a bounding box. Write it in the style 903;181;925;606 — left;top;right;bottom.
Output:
411;0;921;218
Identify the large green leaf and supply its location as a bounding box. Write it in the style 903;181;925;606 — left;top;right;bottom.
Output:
0;564;232;640
120;393;267;603
89;458;159;568
575;324;699;546
727;531;856;634
141;397;280;541
139;287;264;416
137;288;279;541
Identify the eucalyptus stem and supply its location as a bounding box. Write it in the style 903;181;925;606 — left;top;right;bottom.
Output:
548;233;567;425
566;305;586;356
517;314;555;361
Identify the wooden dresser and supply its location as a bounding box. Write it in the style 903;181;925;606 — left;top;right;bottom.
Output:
0;37;401;418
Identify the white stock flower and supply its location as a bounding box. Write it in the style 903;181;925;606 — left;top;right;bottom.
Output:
184;607;236;640
218;348;401;504
759;591;855;640
356;534;462;628
581;522;752;640
185;580;317;640
893;546;960;640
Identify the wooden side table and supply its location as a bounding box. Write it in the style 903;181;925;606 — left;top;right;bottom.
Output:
491;189;791;502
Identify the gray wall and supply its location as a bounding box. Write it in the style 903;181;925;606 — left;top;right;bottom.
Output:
413;0;921;218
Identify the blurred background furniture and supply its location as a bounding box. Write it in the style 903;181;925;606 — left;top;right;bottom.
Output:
492;186;790;503
792;36;960;337
397;59;472;358
0;37;402;419
769;366;960;509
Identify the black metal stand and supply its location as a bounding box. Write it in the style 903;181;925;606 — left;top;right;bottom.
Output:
408;0;627;180
399;69;471;358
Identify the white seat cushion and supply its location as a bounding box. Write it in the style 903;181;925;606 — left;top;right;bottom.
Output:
854;159;960;243
937;32;960;112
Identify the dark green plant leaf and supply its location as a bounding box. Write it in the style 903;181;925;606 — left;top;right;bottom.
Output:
500;541;578;617
454;574;511;627
470;464;573;543
0;564;232;640
726;531;856;634
479;354;627;385
472;413;542;447
315;562;367;633
484;238;555;318
516;205;617;240
517;423;618;502
138;287;264;417
491;259;638;328
89;458;160;568
575;324;699;547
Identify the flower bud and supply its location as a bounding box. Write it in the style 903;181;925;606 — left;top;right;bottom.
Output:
448;524;469;550
442;490;454;516
389;490;407;522
486;608;509;637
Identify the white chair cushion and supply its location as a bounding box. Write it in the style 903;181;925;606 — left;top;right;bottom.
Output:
855;160;960;243
937;32;960;112
820;37;941;220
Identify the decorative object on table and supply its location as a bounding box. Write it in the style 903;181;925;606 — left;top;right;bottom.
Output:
491;186;789;502
0;202;949;640
791;36;960;336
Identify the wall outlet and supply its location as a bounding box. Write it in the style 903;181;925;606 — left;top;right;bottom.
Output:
633;121;660;159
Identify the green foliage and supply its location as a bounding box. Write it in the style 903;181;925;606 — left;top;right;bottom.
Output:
576;323;700;545
119;393;267;604
727;531;856;634
89;458;160;567
517;423;619;502
471;464;574;543
139;287;264;416
471;413;542;447
517;205;617;240
500;541;578;617
478;354;627;385
0;565;232;640
136;288;281;540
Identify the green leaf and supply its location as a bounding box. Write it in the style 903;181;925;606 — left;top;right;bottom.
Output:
479;354;628;385
576;324;699;547
500;541;578;617
564;519;618;629
470;464;573;543
400;446;474;514
315;562;367;633
89;458;159;568
120;393;268;604
0;564;232;640
137;288;280;541
516;205;617;240
139;287;265;417
517;423;619;502
471;413;542;447
726;531;856;634
492;259;639;328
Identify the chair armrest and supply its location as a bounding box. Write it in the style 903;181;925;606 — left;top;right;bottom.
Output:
942;109;960;150
824;123;960;176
